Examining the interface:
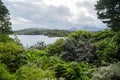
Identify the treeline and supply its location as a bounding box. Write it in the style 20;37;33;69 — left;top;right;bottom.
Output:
14;28;72;37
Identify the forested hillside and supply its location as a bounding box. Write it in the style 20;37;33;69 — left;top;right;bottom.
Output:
14;28;72;37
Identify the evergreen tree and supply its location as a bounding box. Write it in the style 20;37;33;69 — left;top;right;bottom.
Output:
0;0;13;34
95;0;120;31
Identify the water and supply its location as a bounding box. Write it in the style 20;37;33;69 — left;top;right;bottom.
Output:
10;35;63;47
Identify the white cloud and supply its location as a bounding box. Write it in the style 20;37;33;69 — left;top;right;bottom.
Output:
7;0;25;2
3;0;106;30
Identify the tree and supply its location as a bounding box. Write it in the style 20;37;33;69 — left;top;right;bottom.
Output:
0;0;13;34
95;0;120;31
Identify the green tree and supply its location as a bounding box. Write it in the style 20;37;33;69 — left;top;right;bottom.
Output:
95;0;120;31
0;0;13;34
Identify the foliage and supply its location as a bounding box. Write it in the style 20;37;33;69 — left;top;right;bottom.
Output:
29;41;46;50
37;56;64;70
95;0;120;31
95;30;120;66
0;0;120;79
16;65;56;80
93;29;115;41
26;49;64;70
47;38;65;56
0;29;120;79
96;38;118;65
112;31;120;61
92;62;120;80
0;34;13;42
0;0;13;34
12;35;23;45
68;30;93;39
0;42;27;73
55;62;94;80
0;63;16;80
26;49;48;66
61;30;97;62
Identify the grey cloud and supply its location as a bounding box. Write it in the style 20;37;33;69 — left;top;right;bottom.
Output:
3;0;106;30
76;1;95;9
4;0;73;30
75;1;104;28
76;1;97;16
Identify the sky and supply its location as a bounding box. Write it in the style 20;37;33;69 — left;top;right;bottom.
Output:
3;0;107;30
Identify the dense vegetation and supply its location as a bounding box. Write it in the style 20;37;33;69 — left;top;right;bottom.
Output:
1;29;120;80
14;28;72;37
0;0;120;80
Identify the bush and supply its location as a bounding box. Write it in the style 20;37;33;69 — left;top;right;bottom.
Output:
68;30;93;40
0;42;27;73
0;63;16;80
112;31;120;61
29;41;46;50
26;49;47;63
93;30;115;42
47;38;64;56
55;62;94;80
95;31;120;66
0;34;13;42
26;49;64;70
92;62;120;80
96;38;118;65
61;30;97;62
16;65;56;80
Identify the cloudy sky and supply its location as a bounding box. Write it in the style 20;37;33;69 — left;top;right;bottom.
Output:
3;0;106;30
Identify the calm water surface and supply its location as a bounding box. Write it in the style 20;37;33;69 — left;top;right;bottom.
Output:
10;35;63;47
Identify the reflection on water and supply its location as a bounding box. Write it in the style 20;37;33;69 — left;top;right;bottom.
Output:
10;35;63;47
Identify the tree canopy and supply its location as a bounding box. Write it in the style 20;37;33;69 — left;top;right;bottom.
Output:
95;0;120;31
0;0;13;34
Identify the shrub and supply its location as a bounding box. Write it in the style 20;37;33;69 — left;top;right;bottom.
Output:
38;56;64;70
0;34;13;42
0;63;16;80
95;31;120;66
26;49;47;63
96;38;118;65
16;65;56;80
0;42;27;73
29;41;46;50
26;49;64;70
112;31;120;61
93;30;115;42
68;30;93;40
92;62;120;80
61;30;97;62
47;38;64;56
55;62;94;80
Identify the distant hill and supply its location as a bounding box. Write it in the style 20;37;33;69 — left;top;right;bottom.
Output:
14;28;72;37
14;28;44;34
14;26;105;37
68;26;105;31
81;26;104;31
68;28;78;31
